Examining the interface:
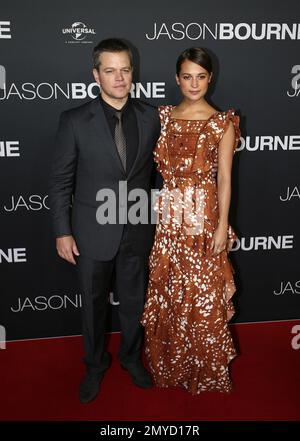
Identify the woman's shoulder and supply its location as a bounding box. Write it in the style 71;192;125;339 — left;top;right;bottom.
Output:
211;109;239;130
214;109;241;148
158;104;173;113
157;105;173;124
215;108;237;120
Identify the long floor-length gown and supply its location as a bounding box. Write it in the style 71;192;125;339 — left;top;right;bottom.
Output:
141;105;241;394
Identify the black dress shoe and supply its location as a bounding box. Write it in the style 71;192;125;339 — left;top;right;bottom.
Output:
79;372;103;404
79;353;112;404
120;361;153;389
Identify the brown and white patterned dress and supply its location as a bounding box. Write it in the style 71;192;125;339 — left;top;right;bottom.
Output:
141;105;241;394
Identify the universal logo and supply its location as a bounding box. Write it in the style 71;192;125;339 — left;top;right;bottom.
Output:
62;22;96;44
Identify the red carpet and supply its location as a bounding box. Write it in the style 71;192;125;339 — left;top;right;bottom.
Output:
1;320;300;421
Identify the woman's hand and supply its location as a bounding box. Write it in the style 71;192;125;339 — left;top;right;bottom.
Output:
210;223;228;255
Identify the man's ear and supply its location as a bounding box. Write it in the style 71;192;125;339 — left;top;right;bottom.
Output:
93;68;100;85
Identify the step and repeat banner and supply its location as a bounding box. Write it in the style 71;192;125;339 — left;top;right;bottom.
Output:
0;0;299;341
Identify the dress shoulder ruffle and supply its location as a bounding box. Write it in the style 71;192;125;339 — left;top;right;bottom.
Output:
217;109;241;153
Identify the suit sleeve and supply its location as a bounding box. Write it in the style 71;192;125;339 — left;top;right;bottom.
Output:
48;111;78;238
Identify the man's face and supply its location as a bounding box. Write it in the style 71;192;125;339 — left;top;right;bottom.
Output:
93;51;133;101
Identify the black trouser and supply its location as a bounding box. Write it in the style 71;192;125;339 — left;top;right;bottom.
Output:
77;225;148;375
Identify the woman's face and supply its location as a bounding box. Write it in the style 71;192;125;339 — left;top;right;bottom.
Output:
176;59;212;101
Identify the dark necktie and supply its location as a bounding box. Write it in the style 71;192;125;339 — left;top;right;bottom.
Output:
114;111;126;172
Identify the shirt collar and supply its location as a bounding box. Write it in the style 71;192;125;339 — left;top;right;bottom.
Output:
99;93;131;117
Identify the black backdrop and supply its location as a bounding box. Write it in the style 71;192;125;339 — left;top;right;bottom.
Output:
1;0;299;341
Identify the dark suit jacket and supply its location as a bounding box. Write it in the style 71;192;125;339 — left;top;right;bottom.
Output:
49;96;161;261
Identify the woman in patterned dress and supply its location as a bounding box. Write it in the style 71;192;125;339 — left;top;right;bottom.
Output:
141;47;241;394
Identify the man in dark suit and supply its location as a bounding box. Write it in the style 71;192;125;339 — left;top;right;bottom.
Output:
49;39;161;403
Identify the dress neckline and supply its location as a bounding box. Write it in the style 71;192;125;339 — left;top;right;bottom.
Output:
169;105;219;122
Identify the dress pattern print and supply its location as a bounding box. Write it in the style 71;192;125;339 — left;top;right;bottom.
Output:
141;105;241;394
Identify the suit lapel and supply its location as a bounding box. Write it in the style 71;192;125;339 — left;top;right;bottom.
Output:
127;101;146;180
89;97;125;174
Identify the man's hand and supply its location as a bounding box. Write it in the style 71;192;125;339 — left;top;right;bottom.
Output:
56;235;80;265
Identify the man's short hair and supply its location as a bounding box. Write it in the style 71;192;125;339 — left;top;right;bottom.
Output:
93;38;133;70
